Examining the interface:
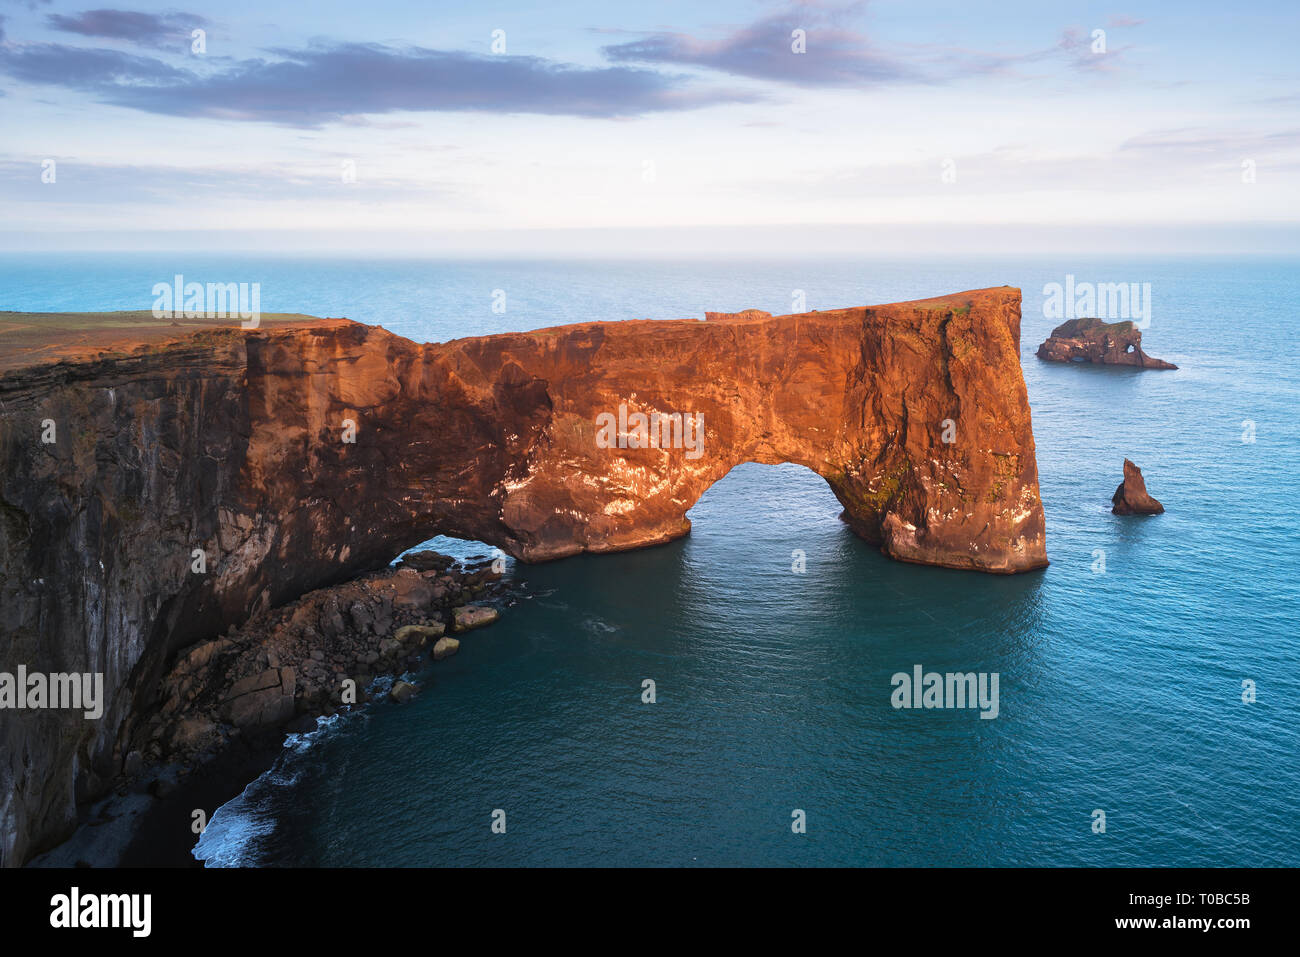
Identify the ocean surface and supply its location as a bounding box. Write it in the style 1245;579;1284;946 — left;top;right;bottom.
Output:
3;254;1296;867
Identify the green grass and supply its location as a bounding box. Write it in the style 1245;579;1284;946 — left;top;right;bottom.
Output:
0;310;326;333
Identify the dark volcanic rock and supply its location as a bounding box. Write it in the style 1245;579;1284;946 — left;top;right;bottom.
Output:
148;561;500;774
397;550;455;572
1112;459;1165;515
1037;318;1177;369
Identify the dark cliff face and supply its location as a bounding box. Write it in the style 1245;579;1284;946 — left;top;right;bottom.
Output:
0;287;1047;864
0;340;255;866
1036;317;1177;369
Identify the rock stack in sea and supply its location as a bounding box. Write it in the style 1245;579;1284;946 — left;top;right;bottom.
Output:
1036;318;1177;369
1111;459;1165;515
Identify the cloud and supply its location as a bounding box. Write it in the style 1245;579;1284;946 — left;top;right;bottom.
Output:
0;39;757;124
1;43;190;89
603;5;1138;87
1118;126;1300;155
45;8;207;48
1053;25;1136;74
0;5;1138;126
602;10;923;87
770;125;1300;200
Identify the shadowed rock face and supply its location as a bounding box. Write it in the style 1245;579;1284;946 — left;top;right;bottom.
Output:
1112;459;1165;514
1036;317;1177;369
0;286;1046;864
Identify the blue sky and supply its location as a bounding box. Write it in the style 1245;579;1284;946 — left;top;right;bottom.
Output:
1;0;1297;252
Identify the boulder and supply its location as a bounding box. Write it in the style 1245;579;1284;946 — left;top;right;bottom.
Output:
290;603;318;629
175;637;230;674
222;684;295;728
226;668;282;699
453;604;500;632
390;575;435;612
389;680;417;704
321;606;346;639
167;716;220;752
465;566;502;586
372;596;394;636
349;601;375;634
394;623;445;645
399;550;455;572
432;636;460;661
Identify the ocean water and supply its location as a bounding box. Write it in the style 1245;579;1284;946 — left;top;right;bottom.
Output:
3;254;1296;866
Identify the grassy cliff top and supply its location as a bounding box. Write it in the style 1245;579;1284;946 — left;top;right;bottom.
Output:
1048;317;1137;338
0;310;344;373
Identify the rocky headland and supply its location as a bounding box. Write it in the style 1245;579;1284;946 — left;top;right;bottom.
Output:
0;287;1047;865
1036;318;1177;369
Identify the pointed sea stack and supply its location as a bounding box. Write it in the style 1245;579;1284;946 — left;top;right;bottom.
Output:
1112;459;1165;514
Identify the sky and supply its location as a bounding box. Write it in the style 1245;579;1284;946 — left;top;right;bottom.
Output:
0;0;1297;254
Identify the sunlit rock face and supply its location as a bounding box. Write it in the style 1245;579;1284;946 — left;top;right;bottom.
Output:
0;286;1046;864
453;286;1048;573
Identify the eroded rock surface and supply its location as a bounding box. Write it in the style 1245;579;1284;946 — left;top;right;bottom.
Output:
1036;318;1177;369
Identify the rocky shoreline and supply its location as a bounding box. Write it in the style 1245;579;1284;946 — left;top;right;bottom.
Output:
29;550;508;867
